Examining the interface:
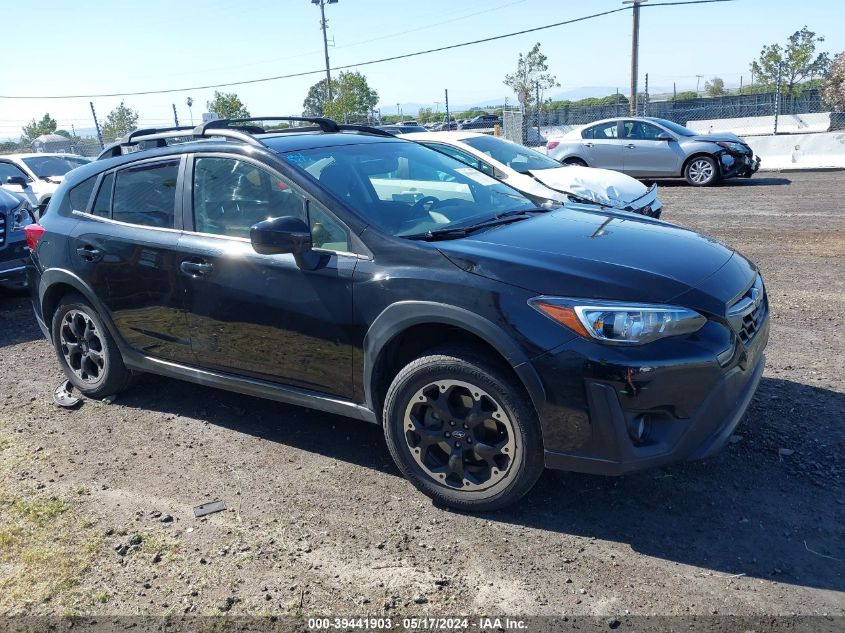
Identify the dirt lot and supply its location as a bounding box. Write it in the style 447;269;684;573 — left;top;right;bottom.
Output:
1;171;843;629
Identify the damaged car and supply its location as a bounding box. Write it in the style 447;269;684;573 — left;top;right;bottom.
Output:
400;131;661;217
546;117;760;186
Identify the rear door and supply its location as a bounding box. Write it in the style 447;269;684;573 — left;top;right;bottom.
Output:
620;120;679;176
68;156;195;364
579;121;623;170
177;153;357;398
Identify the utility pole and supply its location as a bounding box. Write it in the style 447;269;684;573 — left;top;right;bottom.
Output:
623;0;647;116
445;89;450;128
643;73;649;116
397;103;402;122
773;63;783;135
312;0;338;105
172;104;179;127
90;101;103;149
696;74;704;94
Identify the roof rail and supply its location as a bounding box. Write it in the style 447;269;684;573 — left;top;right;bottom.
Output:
126;125;194;144
200;116;340;134
338;124;394;138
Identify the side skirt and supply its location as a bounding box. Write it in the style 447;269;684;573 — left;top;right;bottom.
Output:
123;353;378;424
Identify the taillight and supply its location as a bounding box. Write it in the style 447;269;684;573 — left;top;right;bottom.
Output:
547;141;559;150
24;224;45;251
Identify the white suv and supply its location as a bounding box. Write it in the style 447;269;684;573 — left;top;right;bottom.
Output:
0;153;90;216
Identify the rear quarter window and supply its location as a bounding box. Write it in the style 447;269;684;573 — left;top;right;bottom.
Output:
58;176;97;214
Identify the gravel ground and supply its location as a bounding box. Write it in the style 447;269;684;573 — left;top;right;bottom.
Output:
0;171;843;629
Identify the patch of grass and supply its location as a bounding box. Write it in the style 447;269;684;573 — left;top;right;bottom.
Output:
0;429;103;614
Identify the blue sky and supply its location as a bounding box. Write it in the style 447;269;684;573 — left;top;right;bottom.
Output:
2;0;843;140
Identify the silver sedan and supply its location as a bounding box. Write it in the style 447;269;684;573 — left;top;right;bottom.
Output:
546;117;760;186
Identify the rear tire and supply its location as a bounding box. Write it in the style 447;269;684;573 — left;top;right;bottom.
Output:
383;347;544;512
51;293;132;399
684;155;719;186
562;157;588;167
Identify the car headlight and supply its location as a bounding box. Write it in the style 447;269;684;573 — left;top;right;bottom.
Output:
716;141;746;153
529;297;706;345
11;201;34;231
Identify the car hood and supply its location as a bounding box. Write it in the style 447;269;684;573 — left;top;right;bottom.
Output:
436;209;737;305
689;132;745;144
527;165;651;210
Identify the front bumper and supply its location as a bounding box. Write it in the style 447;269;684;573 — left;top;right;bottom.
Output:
0;239;29;289
720;151;761;179
533;313;769;476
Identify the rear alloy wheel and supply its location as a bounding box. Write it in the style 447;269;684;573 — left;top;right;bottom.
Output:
383;349;544;511
685;156;718;186
51;293;133;398
562;157;588;167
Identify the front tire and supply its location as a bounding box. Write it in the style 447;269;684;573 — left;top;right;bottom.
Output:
51;293;132;399
383;348;544;512
684;155;719;186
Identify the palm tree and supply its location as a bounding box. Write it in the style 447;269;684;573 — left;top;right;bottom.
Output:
186;97;194;125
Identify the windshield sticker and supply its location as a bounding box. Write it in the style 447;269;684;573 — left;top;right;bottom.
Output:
454;167;499;186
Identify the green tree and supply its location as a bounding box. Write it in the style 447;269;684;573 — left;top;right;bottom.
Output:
503;42;560;110
0;140;19;152
21;113;58;143
100;102;139;141
302;78;336;117
822;51;845;111
672;91;700;101
417;107;434;124
206;91;250;119
750;26;831;96
704;77;726;96
324;71;379;123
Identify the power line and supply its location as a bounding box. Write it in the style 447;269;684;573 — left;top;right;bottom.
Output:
0;0;734;100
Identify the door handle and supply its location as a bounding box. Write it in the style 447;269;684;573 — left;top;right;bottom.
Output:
584;142;594;148
625;144;636;149
180;260;214;276
75;245;103;262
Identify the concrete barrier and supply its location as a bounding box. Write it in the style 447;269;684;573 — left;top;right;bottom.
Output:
686;113;832;136
742;132;845;170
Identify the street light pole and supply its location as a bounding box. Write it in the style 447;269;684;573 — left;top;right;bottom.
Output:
312;0;337;105
623;0;647;116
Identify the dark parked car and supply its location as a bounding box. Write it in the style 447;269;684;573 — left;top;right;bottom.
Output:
1;188;35;291
378;124;428;135
26;117;769;511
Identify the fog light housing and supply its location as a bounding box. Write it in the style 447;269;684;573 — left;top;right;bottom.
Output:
628;414;651;444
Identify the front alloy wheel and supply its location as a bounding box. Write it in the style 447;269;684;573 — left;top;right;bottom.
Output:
404;379;515;491
685;156;718;186
383;348;544;511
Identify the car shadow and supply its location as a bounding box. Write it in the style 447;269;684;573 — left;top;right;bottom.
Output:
0;291;42;348
647;177;792;187
120;373;844;592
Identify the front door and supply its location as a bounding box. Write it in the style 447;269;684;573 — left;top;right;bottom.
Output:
69;157;195;364
580;121;623;171
178;154;357;398
620;120;680;177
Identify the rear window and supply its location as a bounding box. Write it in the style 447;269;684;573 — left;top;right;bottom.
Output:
112;159;180;228
60;176;97;214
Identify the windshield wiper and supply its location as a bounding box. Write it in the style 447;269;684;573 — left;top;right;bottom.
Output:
405;208;546;241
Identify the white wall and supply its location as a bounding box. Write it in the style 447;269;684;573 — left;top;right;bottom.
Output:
742;132;845;170
686;113;832;137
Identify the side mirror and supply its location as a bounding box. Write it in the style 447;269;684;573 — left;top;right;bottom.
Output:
6;175;29;188
656;133;674;141
250;216;312;256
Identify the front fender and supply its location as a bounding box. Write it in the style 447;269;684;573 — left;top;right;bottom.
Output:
363;300;547;419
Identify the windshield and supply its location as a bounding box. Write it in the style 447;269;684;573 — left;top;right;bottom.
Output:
461;135;561;173
21;155;90;178
651;119;696;137
282;141;536;238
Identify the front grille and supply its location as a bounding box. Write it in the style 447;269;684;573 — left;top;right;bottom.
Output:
727;275;767;345
0;212;6;247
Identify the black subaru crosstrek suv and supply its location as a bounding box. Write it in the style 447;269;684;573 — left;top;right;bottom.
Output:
25;117;769;511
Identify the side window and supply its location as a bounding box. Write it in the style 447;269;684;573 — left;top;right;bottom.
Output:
592;122;619;139
581;126;595;140
424;143;495;177
193;156;305;239
622;121;662;140
309;201;349;253
91;172;114;217
0;161;30;182
67;176;97;212
112;160;180;228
